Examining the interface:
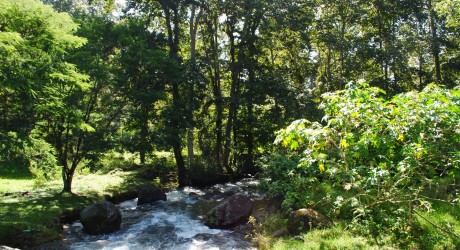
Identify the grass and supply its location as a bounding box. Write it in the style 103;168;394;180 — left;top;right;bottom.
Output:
411;202;460;249
251;202;460;250
0;163;163;248
271;228;382;250
251;214;383;250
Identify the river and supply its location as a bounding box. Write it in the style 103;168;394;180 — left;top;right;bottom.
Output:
40;179;261;250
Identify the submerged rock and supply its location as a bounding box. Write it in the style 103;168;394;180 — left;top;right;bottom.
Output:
204;193;253;228
137;186;167;205
287;208;333;235
80;201;122;235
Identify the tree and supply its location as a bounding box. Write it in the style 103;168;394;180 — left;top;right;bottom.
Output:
126;0;190;186
113;17;176;164
436;0;460;28
0;0;89;192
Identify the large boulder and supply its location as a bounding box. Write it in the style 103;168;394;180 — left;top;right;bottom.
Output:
137;186;166;205
204;193;253;228
287;208;333;235
80;201;122;235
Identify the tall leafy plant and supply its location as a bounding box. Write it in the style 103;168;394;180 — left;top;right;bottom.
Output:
275;82;460;242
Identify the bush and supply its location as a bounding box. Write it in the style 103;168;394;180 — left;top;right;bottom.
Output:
273;82;460;245
0;130;60;186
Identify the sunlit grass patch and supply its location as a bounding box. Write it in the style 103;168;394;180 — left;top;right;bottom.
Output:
413;202;460;249
269;226;380;250
251;213;390;250
0;178;35;194
70;172;127;196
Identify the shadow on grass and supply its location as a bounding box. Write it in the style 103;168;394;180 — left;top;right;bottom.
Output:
0;162;33;180
0;191;99;248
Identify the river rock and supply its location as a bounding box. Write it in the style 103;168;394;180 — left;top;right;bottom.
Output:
80;201;122;235
204;193;253;228
137;185;166;205
287;208;333;235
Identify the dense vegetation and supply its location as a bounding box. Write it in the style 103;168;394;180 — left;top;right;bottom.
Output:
1;0;460;248
268;83;460;247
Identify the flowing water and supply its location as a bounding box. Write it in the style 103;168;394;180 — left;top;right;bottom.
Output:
55;179;261;250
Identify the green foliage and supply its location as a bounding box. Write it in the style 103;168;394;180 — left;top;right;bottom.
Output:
435;0;460;29
249;213;287;250
0;132;27;166
24;130;60;187
274;82;460;245
251;214;377;250
273;226;375;250
0;131;59;187
97;151;138;173
412;202;460;249
112;17;177;164
0;0;91;192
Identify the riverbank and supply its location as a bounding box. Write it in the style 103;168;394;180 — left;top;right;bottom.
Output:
0;169;157;249
2;167;459;249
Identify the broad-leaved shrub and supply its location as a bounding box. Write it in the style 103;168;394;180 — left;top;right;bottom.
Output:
274;82;460;244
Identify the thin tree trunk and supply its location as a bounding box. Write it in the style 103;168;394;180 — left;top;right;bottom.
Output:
187;3;198;169
428;0;441;83
245;67;255;175
62;165;73;193
222;18;238;175
211;14;224;173
418;19;425;88
140;105;148;164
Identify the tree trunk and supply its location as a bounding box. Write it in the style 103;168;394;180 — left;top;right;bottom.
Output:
244;76;255;175
211;14;224;173
187;3;198;169
223;18;238;176
140;105;148;164
162;2;187;187
418;19;425;88
62;168;73;193
61;162;76;193
174;135;187;187
428;0;441;83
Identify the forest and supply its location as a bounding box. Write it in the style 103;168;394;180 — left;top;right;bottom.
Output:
1;0;460;248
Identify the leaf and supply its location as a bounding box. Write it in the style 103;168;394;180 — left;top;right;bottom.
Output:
79;123;95;132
